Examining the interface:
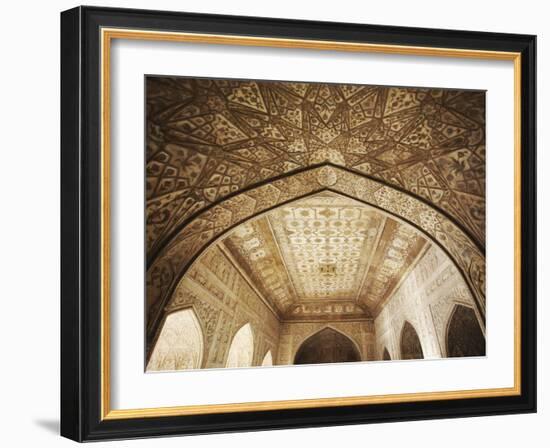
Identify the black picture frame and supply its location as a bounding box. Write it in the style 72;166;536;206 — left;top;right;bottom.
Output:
61;5;536;442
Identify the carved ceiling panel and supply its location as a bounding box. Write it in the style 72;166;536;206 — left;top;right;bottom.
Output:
220;191;429;319
358;219;427;312
222;218;296;314
146;77;486;261
267;193;382;301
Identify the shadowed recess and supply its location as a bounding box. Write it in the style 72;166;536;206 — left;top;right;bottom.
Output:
447;305;486;357
400;321;424;360
294;328;361;365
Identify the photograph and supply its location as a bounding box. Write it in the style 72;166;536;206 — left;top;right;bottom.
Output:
56;5;538;441
144;77;487;372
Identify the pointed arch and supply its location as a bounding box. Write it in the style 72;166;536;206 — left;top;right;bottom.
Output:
446;304;486;357
382;347;392;361
146;164;486;354
146;308;204;371
294;326;361;365
400;321;424;360
226;323;255;368
261;350;273;367
293;325;363;360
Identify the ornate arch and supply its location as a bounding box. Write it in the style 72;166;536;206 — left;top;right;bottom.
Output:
446;304;486;358
262;350;274;367
293;325;363;364
225;322;255;368
146;307;205;371
400;321;424;360
146;79;486;258
146;164;485;349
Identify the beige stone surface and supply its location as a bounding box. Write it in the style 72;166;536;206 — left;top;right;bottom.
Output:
145;79;486;370
374;245;481;360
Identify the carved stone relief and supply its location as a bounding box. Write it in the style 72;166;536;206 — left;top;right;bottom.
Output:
156;245;280;370
145;78;486;370
277;321;374;365
147;166;485;345
374;245;479;361
146;78;485;258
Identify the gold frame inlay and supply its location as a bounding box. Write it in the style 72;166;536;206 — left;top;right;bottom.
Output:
100;27;522;421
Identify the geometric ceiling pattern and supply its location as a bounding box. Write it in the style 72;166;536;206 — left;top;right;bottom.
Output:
268;193;381;302
358;218;427;315
222;192;427;319
146;77;485;262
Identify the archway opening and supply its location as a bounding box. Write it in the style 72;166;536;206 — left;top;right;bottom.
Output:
447;305;486;357
226;323;254;368
262;350;273;366
400;321;424;360
382;347;391;360
294;328;361;365
146;308;204;371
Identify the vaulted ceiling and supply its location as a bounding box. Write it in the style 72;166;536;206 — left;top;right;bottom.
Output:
220;192;427;320
146;77;486;337
146;77;486;263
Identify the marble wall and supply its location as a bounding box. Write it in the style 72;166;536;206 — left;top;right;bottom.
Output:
161;245;281;369
277;320;375;365
150;242;483;371
152;243;375;370
374;244;483;360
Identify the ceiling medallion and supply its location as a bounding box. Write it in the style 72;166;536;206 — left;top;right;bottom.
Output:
316;166;338;187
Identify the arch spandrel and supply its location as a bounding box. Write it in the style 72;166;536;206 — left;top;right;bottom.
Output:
146;165;485;342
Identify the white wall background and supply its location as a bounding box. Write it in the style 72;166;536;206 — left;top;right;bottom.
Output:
0;0;546;446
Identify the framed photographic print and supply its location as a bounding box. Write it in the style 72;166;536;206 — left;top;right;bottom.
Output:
60;6;536;442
